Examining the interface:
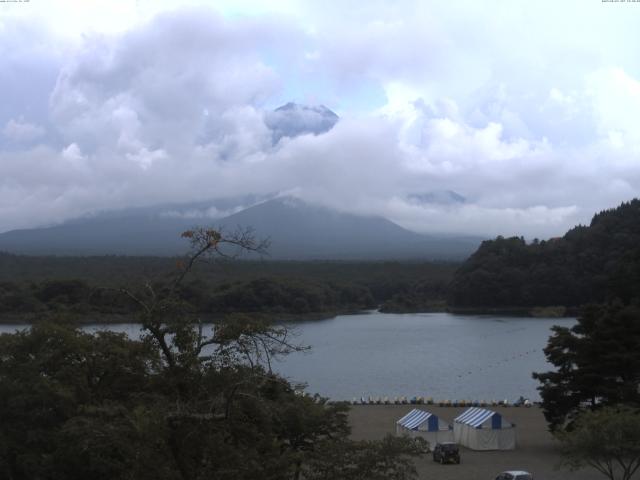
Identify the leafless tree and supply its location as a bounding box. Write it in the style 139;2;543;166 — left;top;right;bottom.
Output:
118;226;306;370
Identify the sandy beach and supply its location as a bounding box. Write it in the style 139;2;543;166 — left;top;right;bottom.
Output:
348;405;602;480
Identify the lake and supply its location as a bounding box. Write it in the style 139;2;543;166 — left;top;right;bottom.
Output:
0;311;573;401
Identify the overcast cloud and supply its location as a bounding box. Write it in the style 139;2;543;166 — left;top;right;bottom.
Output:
1;0;639;238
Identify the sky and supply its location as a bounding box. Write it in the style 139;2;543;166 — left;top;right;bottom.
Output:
1;0;640;238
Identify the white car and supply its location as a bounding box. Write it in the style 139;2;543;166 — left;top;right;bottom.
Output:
495;471;533;480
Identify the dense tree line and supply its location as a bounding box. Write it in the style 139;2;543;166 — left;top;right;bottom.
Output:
0;253;456;288
378;278;449;313
450;199;640;308
0;277;375;319
204;278;375;314
0;259;455;320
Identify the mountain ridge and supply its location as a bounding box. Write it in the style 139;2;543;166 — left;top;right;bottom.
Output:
0;197;482;260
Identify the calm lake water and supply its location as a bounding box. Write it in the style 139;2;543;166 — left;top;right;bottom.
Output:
0;312;573;401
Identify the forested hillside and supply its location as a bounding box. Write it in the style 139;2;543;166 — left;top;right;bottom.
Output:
449;199;640;308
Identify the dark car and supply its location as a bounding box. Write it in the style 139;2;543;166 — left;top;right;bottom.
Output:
432;442;460;464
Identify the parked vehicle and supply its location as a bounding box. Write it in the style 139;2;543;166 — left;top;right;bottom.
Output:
495;471;533;480
432;442;460;464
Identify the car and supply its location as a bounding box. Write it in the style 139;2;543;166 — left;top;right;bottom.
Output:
432;442;460;464
495;471;533;480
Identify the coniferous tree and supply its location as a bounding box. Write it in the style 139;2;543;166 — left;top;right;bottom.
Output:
533;304;640;430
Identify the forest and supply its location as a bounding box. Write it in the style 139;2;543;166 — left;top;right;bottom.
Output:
449;199;640;310
0;254;455;322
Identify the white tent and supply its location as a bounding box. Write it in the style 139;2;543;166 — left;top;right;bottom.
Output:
396;409;454;445
453;407;516;450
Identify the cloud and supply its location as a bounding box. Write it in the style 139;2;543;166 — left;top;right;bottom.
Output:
586;68;640;150
2;119;46;142
1;2;640;240
48;8;287;156
160;205;245;220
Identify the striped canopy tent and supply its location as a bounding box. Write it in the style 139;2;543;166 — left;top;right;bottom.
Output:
396;409;453;444
453;407;516;450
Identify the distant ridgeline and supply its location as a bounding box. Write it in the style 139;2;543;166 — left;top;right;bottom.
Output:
449;199;640;309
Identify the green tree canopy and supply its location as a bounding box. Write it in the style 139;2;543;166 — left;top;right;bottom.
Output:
450;199;640;308
0;227;422;480
533;304;640;430
558;405;640;480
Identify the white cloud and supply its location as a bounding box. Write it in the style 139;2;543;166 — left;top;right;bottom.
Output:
1;1;640;239
61;143;84;163
2;119;45;142
587;68;640;150
160;205;245;220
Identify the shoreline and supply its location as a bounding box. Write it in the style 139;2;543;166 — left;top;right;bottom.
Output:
0;306;580;325
334;398;538;407
446;305;580;318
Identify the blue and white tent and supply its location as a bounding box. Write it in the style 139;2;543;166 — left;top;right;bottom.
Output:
453;407;516;450
396;409;453;444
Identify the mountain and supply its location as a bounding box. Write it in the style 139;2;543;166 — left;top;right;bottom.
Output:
407;190;466;205
264;103;339;143
449;199;640;308
0;197;482;260
212;197;481;260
